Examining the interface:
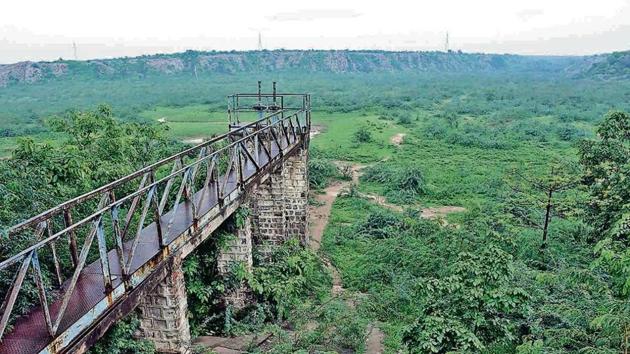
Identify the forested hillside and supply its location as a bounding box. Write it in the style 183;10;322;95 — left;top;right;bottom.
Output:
579;51;630;79
1;49;623;88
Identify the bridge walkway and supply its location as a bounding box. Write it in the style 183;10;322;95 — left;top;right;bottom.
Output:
0;132;297;354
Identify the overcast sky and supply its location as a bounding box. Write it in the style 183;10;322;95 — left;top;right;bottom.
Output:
1;0;629;63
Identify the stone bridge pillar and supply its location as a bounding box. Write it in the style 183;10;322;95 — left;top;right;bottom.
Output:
136;256;191;353
134;147;308;352
217;209;254;309
251;147;309;252
283;147;309;245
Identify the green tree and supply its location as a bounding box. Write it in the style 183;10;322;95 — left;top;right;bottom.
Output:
507;160;580;249
0;104;174;339
578;111;630;240
578;111;630;353
352;126;372;143
403;245;530;353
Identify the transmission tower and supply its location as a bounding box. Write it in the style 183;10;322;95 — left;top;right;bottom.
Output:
445;32;449;52
73;41;78;60
258;32;263;51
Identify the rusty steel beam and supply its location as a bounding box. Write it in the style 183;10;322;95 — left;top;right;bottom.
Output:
0;110;305;271
7;109;291;236
61;126;307;354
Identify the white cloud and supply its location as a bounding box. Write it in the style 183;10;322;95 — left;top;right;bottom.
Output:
516;8;545;21
267;9;362;22
0;0;628;63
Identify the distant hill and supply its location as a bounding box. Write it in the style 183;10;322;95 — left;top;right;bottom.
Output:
577;51;630;80
2;49;617;87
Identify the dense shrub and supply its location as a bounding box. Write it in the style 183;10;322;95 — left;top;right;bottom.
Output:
423;122;448;139
356;209;404;238
397;114;413;125
362;163;426;202
446;129;512;149
249;238;331;321
182;228;235;336
556;125;587;141
308;158;338;188
89;314;154;354
353;126;372;143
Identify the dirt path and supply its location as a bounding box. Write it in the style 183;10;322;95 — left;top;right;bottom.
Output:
306;132;464;353
421;206;466;219
365;324;385;354
308;161;386;353
307;179;350;296
309;180;351;251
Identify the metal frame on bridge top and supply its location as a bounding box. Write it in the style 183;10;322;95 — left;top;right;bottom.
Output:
228;81;310;125
0;87;310;353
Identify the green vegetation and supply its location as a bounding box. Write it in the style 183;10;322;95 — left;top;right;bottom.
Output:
89;314;154;354
310;106;630;352
1;50;629;353
312;112;407;162
0;106;176;351
138;104;227;141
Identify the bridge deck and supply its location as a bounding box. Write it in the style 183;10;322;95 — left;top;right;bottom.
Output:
0;134;296;354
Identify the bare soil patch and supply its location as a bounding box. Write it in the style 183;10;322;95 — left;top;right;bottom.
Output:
309;124;325;139
421;206;467;219
390;133;406;146
182;138;204;145
365;323;385;354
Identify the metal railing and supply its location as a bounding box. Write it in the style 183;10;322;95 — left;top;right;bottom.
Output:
0;95;310;341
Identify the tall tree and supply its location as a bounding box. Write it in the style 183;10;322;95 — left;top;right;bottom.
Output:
507;160;579;249
578;110;630;242
578;111;630;353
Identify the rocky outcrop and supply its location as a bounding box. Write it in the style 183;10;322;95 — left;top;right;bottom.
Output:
0;61;67;86
0;49;623;87
145;58;185;74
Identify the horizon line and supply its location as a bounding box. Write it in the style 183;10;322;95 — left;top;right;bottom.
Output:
1;47;628;66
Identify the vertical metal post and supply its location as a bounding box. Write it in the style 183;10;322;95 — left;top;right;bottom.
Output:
257;81;264;120
235;95;240;124
150;171;165;248
272;81;277;105
64;209;80;268
227;95;233;126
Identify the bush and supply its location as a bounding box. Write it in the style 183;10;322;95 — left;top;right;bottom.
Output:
89;314;154;354
397;114;413;125
356;209;404;238
556;125;587;141
308;158;337;188
362;163;427;203
424;122;447;139
353;126;372;143
249;238;331;321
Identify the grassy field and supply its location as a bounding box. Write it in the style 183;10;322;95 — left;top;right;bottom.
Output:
138;105;228;142
311;112;409;162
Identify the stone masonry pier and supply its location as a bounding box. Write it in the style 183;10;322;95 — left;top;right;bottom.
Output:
134;148;309;353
